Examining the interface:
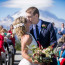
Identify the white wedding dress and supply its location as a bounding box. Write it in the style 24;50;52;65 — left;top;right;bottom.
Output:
18;33;38;65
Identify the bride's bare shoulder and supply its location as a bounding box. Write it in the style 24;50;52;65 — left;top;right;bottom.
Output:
21;34;32;45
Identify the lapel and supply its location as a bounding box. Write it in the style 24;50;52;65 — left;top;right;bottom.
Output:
40;20;45;34
40;20;47;36
39;20;44;37
40;20;48;32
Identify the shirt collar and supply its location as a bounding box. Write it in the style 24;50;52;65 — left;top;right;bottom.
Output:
62;27;64;29
33;19;42;29
37;19;42;27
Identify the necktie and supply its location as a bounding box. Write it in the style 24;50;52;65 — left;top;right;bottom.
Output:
36;25;39;41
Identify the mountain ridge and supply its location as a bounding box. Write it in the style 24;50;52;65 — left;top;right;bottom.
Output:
0;9;65;29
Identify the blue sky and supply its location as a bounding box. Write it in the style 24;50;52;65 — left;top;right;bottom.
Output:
49;0;65;19
0;0;65;20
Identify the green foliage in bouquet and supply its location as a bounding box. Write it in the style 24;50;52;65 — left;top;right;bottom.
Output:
27;45;44;63
27;44;57;63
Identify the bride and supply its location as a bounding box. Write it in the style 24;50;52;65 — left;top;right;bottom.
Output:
13;16;41;65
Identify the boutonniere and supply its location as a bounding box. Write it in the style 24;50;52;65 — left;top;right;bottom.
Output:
42;24;47;29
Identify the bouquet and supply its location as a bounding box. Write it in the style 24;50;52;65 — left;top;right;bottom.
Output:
27;44;57;63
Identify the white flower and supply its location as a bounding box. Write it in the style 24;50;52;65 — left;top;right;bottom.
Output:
14;23;24;29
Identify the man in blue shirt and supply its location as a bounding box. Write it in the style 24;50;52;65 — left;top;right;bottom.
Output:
58;23;65;35
58;23;65;43
26;7;57;65
26;7;57;49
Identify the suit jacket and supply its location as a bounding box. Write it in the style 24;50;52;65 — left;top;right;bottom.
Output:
30;20;57;48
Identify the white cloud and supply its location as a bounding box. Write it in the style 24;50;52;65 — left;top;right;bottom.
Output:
1;0;54;10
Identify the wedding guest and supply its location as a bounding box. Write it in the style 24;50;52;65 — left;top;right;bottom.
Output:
0;29;5;64
0;25;3;29
4;29;8;36
59;38;65;65
26;6;57;65
52;22;57;35
3;29;10;52
60;43;65;58
58;23;65;35
58;23;65;44
60;58;65;65
8;24;15;48
0;25;3;33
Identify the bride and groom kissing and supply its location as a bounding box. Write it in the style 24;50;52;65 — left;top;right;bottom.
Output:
13;7;57;65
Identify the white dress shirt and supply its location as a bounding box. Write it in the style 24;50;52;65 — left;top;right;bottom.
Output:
61;28;65;34
61;28;64;31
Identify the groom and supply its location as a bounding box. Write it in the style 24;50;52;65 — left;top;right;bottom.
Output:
26;7;57;48
26;7;57;65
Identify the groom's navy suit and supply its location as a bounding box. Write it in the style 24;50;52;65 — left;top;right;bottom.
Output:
30;20;57;65
30;20;57;48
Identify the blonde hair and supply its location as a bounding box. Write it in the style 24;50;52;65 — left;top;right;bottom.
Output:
13;16;27;38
